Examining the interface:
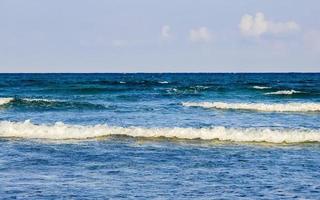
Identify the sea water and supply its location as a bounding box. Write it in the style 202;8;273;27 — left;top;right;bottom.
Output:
0;73;319;199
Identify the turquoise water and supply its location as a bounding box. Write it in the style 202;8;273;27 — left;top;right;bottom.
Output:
0;73;319;199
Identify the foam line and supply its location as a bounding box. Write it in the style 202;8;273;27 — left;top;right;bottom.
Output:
182;102;320;112
265;90;302;95
252;86;271;89
0;120;319;143
0;98;14;105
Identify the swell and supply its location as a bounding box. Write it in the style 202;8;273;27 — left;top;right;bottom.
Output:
0;120;319;143
0;98;106;110
41;83;173;94
265;90;303;95
0;98;14;105
252;86;271;90
182;102;320;112
74;80;172;86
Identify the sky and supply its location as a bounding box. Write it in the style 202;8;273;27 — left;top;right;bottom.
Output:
0;0;319;72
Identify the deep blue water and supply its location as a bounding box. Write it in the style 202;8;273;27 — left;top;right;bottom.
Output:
0;73;319;199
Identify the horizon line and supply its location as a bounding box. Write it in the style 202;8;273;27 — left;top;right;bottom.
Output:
0;71;319;74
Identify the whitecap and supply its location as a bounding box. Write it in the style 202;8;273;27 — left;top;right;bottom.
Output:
0;98;14;105
0;120;319;143
182;102;320;112
265;90;302;95
252;86;271;90
192;86;210;89
22;98;57;102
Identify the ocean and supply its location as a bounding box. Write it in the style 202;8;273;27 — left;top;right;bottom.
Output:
0;73;319;199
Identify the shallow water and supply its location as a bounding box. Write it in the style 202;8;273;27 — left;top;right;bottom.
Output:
1;138;320;199
0;73;319;199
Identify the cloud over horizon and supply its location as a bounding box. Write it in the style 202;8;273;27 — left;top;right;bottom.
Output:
239;12;300;37
161;25;171;39
189;27;213;43
0;0;319;72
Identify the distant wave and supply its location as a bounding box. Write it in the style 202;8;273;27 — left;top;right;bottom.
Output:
159;81;169;84
192;85;210;89
164;85;217;96
252;86;271;90
0;97;106;110
0;97;61;106
182;102;320;112
0;120;319;143
265;90;302;95
21;98;57;102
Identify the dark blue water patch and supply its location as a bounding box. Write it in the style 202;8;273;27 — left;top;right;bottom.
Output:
0;73;319;128
0;73;319;97
1;97;107;111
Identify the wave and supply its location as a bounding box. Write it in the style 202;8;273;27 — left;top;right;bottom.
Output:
191;85;210;89
0;98;106;110
0;121;319;143
252;86;271;90
159;81;169;84
265;90;302;95
182;102;320;112
22;98;57;102
0;98;14;105
163;85;219;96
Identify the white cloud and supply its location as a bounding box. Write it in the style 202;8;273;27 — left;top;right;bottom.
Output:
161;25;171;39
239;12;300;37
189;27;213;43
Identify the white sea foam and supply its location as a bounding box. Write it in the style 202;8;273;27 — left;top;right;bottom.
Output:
159;81;169;84
120;81;126;84
265;90;302;95
0;98;14;105
193;86;210;89
0;120;319;143
182;102;320;112
22;98;57;102
252;86;271;90
0;97;58;105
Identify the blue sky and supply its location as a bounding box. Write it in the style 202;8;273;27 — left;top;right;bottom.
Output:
0;0;319;72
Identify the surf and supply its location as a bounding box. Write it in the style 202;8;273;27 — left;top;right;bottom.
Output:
0;120;319;143
0;97;15;105
182;102;320;112
252;86;271;90
0;97;106;110
265;90;303;95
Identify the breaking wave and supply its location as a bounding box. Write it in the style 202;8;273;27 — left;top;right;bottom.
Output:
0;98;14;105
22;98;57;102
0;97;106;110
0;120;319;143
252;86;271;90
182;102;320;112
0;97;56;106
265;90;302;95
